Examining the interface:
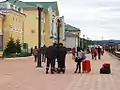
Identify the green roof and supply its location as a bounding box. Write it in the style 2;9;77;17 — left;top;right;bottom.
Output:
65;24;80;31
25;2;59;15
5;0;59;15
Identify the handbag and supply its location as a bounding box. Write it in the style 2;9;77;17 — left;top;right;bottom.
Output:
74;57;79;62
74;57;82;62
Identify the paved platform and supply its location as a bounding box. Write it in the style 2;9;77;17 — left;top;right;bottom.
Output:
0;52;120;90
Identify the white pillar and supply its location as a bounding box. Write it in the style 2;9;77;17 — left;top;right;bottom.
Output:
61;16;65;40
53;17;56;38
48;7;53;37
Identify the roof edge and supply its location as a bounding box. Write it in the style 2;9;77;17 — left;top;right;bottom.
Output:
0;9;26;16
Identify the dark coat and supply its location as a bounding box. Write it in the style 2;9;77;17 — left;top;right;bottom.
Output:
46;45;58;59
41;46;47;54
97;47;101;54
58;46;67;60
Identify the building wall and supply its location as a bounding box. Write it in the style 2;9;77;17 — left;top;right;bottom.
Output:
2;10;25;49
23;9;46;48
44;10;65;47
44;11;54;47
0;18;2;33
65;30;81;49
23;9;38;48
70;31;80;36
23;8;61;48
0;17;3;50
60;17;65;46
23;8;63;48
41;11;46;47
65;36;76;49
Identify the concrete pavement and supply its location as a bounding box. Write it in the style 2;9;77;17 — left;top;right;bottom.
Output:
0;52;120;90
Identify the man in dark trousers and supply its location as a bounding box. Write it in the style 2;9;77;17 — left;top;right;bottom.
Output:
41;45;47;62
45;43;58;74
57;43;67;74
97;46;101;60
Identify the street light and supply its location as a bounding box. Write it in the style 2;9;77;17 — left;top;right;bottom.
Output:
57;18;60;45
77;33;80;56
37;6;43;68
83;34;85;49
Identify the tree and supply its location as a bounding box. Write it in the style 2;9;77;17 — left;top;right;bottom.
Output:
4;37;16;55
15;39;21;53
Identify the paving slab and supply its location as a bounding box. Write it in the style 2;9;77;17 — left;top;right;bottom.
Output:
0;52;120;90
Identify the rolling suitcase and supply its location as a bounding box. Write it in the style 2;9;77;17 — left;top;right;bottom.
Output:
100;63;111;74
82;60;91;73
100;67;111;74
103;63;110;68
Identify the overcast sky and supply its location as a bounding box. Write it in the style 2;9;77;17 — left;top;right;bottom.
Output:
3;0;120;40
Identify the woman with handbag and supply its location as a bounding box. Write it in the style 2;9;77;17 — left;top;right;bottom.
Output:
74;49;86;73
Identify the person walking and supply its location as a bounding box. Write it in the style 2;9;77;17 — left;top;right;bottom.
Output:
97;46;101;60
41;45;47;62
101;47;104;56
30;47;33;56
93;47;98;60
74;49;86;73
57;43;67;74
91;47;94;59
33;46;38;62
72;47;76;59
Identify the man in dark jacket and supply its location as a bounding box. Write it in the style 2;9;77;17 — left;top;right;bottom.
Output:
45;43;58;74
97;46;101;59
57;43;67;73
41;45;47;62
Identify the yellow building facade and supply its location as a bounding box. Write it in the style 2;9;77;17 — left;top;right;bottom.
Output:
22;2;65;48
1;0;65;50
0;13;5;50
14;1;65;48
22;8;52;48
0;1;26;49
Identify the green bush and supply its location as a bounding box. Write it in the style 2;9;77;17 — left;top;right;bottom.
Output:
15;39;21;53
4;37;22;56
4;37;16;55
5;52;31;58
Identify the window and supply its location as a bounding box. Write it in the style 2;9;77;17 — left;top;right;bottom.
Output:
15;6;17;9
10;4;13;8
31;29;35;33
18;8;21;12
36;17;38;20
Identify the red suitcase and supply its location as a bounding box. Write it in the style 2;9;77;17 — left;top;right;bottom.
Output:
103;63;110;68
82;60;91;73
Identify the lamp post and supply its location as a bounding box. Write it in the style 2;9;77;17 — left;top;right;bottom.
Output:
77;33;80;47
37;7;43;68
83;35;85;49
57;18;60;45
77;33;79;56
